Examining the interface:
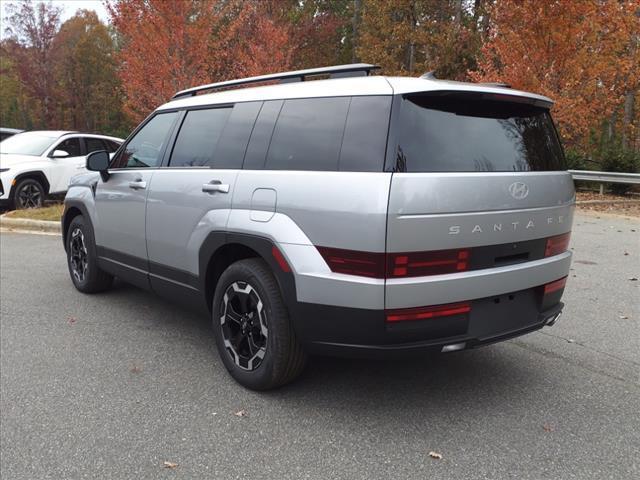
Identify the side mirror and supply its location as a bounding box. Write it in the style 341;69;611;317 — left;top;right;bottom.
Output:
86;150;110;179
51;149;69;158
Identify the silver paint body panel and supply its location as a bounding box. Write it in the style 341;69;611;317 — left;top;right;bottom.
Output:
65;73;573;314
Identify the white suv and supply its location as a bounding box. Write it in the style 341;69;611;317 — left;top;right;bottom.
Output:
0;130;123;209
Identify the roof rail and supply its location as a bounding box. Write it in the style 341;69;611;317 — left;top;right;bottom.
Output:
478;82;512;89
420;71;437;80
172;63;381;99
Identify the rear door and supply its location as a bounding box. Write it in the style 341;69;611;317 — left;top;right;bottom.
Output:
384;92;575;307
145;102;261;290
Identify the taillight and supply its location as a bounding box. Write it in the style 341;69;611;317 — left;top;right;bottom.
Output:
316;247;385;278
386;302;471;323
543;276;567;295
317;247;470;279
545;232;571;257
387;249;469;278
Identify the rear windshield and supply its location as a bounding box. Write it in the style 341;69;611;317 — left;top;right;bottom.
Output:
390;93;565;172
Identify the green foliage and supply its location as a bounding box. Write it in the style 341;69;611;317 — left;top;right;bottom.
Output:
596;141;640;194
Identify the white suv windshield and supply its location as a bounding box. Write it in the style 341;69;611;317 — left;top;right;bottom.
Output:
0;133;58;156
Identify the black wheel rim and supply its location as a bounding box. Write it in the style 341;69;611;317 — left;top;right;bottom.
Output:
17;183;42;209
219;281;268;371
69;227;88;283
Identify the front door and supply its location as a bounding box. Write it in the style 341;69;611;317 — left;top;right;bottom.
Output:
93;111;179;288
48;137;85;193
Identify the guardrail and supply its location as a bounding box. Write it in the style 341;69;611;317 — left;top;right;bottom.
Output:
569;170;640;194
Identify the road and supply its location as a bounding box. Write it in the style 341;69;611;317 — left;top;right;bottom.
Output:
1;212;638;480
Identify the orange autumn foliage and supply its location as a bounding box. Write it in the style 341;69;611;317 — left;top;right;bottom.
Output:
470;0;640;149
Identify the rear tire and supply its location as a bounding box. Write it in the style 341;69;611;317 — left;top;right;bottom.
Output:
212;258;307;390
66;215;113;293
12;178;45;209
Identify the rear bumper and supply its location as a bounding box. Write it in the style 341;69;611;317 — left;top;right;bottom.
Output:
291;285;565;358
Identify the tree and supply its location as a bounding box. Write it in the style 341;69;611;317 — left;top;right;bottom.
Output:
470;0;639;152
53;10;128;135
4;0;62;127
357;0;485;79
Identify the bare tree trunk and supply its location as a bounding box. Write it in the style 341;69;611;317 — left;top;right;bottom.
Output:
351;0;362;63
622;90;635;150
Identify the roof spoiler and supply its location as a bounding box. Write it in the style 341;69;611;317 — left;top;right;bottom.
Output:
420;70;511;89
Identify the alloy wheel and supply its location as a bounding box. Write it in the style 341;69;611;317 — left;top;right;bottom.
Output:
16;183;43;209
69;227;88;283
219;281;268;371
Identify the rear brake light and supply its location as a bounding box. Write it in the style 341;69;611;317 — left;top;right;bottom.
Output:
544;276;567;295
386;302;471;323
545;232;571;257
316;247;385;278
387;249;469;277
317;247;470;279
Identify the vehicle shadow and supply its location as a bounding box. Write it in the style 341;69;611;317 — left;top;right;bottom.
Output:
108;280;540;419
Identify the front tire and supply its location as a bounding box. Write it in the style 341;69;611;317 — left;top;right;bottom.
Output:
212;258;307;390
66;215;113;293
13;178;45;209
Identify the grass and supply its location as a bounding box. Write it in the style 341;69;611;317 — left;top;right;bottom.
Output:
4;203;64;221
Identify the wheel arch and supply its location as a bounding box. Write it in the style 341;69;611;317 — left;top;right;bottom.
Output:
61;201;92;251
199;232;297;314
10;171;51;196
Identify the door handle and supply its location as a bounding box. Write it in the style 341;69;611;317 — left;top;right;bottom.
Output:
202;180;229;194
129;180;147;190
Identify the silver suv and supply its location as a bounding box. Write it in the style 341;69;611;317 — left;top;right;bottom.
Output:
62;64;574;390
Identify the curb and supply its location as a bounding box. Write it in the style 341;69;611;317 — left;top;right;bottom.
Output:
0;215;61;234
576;199;640;206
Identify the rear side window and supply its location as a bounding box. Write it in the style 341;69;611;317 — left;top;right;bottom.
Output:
391;93;565;172
213;102;262;169
243;100;283;170
170;107;232;167
85;138;106;154
339;96;391;171
265;97;350;171
104;140;120;153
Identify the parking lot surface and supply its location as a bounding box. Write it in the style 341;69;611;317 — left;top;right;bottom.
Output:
1;212;638;479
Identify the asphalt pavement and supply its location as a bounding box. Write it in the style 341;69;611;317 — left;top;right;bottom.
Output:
1;211;638;479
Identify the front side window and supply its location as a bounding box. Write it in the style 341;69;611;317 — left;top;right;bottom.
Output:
391;93;565;172
112;112;178;168
169;108;232;167
55;138;82;157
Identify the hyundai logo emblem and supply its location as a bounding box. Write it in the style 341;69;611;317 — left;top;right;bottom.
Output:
508;182;529;200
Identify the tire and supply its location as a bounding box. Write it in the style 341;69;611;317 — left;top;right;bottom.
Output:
66;215;114;293
212;258;307;390
12;177;45;209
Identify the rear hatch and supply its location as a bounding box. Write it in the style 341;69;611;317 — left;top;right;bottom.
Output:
385;91;574;305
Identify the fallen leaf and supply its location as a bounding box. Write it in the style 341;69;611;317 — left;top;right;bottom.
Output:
163;461;178;469
629;277;638;281
234;409;247;417
428;451;443;460
619;315;629;320
67;316;76;325
543;424;554;432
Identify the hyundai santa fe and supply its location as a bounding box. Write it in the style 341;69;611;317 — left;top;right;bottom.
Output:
61;64;574;390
